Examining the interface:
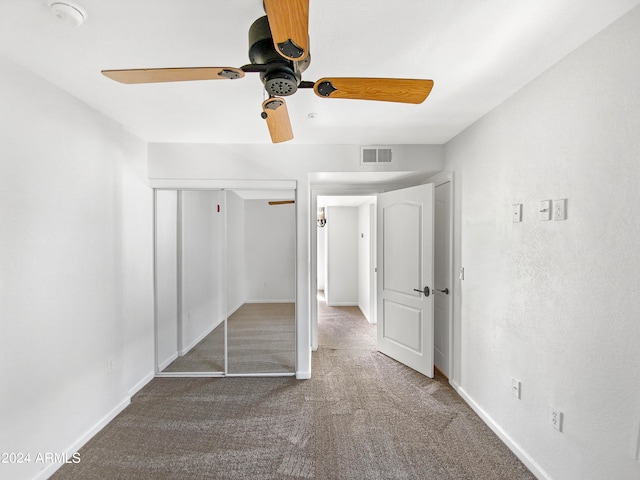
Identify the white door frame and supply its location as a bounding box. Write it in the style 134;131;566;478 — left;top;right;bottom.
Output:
428;172;455;382
309;175;455;383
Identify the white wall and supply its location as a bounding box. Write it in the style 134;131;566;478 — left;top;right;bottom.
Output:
180;190;226;353
358;202;374;321
325;207;359;306
226;191;245;314
244;199;295;303
443;6;640;480
148;143;445;377
0;55;154;480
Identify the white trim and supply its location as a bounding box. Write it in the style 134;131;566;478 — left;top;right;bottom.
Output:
149;179;296;190
325;301;359;307
128;371;154;397
178;315;225;356
433;173;455;379
227;373;296;378
296;370;311;380
450;381;552;480
243;299;296;304
34;397;130;480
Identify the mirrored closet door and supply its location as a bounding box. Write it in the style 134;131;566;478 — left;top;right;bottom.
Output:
226;190;296;374
154;189;295;376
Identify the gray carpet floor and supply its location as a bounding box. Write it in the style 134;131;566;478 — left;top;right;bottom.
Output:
51;298;535;479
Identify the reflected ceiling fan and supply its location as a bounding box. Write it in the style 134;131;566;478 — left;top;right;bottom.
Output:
101;0;434;143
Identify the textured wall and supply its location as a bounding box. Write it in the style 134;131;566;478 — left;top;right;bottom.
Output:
445;6;640;479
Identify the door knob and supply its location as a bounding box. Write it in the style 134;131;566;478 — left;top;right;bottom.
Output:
413;286;430;297
436;288;449;295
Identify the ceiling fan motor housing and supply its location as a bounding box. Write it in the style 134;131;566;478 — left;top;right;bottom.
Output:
248;15;309;97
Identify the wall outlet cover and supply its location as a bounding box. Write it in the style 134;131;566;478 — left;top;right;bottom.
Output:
511;377;521;399
550;406;563;432
553;199;567;221
539;200;551;221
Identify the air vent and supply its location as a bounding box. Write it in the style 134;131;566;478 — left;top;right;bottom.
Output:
361;146;393;165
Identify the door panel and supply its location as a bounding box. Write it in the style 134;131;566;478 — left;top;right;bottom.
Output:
382;300;422;352
383;202;422;295
377;184;434;377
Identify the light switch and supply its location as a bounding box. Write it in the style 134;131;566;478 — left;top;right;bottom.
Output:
539;200;551;221
512;204;522;223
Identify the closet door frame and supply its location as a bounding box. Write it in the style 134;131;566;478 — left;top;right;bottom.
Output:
152;180;297;378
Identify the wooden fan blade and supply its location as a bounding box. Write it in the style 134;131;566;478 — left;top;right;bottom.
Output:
264;0;309;61
262;97;294;144
101;67;244;84
313;78;434;104
268;200;295;205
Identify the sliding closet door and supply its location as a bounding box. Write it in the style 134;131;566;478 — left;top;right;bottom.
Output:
155;190;225;374
155;190;179;371
155;188;296;376
226;191;296;374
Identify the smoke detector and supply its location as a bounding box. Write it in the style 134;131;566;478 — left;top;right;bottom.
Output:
47;1;87;27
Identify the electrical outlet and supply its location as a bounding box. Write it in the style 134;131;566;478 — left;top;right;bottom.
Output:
553;199;567;221
459;267;465;281
511;377;521;399
550;406;563;432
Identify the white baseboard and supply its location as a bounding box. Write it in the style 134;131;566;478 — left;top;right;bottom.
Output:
450;381;551;480
244;299;296;304
296;370;311;380
179;316;224;356
326;301;358;307
157;351;178;371
34;397;130;480
128;371;154;397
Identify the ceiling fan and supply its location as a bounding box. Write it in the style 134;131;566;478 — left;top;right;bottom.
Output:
101;0;434;143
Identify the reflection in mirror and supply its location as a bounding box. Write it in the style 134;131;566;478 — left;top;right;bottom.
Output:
226;191;296;374
155;190;225;374
155;188;296;376
162;322;225;372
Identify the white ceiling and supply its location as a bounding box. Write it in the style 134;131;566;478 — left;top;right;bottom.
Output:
1;0;638;145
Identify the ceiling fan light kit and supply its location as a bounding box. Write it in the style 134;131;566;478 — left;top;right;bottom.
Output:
47;0;86;27
101;0;434;143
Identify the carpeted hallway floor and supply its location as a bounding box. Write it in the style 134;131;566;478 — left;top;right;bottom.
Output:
51;297;535;479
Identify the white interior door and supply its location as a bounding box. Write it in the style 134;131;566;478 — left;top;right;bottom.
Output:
376;184;434;377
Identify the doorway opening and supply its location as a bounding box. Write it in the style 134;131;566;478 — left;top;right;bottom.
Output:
310;177;454;382
316;195;377;325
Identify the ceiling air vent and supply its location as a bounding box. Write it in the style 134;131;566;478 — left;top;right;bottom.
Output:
361;146;393;165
